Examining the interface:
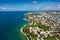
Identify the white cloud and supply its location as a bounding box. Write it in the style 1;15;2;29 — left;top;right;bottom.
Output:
0;7;7;10
40;6;52;10
2;8;7;9
32;1;38;4
0;7;2;8
39;5;60;10
0;4;60;11
46;6;51;9
57;5;60;8
9;8;15;9
0;7;16;11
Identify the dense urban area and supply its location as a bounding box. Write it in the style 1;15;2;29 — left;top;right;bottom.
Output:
21;11;60;40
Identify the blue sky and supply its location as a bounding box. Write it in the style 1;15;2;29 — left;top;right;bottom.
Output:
0;0;60;11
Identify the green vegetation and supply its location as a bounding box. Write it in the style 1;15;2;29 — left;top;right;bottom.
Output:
59;28;60;30
57;36;60;40
25;14;29;19
23;13;60;40
23;24;30;34
30;32;38;39
37;23;49;31
44;36;56;40
23;23;38;40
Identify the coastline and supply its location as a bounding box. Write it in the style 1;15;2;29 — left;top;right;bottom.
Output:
20;12;60;40
20;23;29;40
20;13;30;40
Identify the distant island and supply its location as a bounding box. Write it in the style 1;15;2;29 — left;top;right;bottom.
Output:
21;11;60;40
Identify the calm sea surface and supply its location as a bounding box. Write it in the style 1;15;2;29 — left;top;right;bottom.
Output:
0;11;28;40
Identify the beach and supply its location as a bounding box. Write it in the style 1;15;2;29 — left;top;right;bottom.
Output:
20;23;29;40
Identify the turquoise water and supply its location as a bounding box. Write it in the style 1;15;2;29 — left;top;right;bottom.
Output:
0;11;28;40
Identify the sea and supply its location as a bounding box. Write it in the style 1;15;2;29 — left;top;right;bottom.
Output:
0;11;29;40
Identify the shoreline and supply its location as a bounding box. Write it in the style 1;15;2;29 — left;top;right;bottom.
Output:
20;24;29;40
20;14;30;40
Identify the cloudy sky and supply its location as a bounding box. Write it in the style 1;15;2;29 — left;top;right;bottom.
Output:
0;0;60;11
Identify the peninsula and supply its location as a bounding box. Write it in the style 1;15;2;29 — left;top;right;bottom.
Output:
21;11;60;40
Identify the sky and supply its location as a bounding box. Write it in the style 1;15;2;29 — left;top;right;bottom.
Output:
0;0;60;11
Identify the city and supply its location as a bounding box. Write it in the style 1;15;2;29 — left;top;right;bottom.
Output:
21;11;60;40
